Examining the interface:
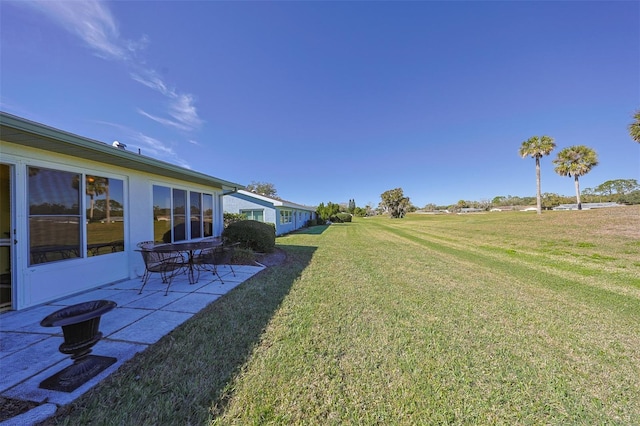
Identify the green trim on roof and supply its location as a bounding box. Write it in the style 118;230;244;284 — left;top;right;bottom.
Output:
0;112;244;191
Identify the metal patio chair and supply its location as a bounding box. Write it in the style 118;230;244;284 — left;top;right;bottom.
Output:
193;242;239;284
136;249;186;296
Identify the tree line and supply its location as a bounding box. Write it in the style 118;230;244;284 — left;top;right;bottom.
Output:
250;111;639;220
377;110;640;218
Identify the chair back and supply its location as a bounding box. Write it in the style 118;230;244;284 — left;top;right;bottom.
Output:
137;240;155;249
137;249;184;273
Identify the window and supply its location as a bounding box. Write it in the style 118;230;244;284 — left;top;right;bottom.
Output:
241;209;264;222
203;194;213;237
86;175;125;257
173;189;187;242
280;209;292;224
190;191;202;239
153;185;171;243
153;185;215;243
28;166;125;265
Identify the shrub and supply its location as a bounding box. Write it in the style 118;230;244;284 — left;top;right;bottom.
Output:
331;213;352;223
223;220;276;253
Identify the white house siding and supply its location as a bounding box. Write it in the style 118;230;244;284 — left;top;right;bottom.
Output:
224;191;315;236
224;193;278;227
1;120;239;311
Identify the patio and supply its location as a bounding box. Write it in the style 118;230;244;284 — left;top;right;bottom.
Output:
0;263;264;425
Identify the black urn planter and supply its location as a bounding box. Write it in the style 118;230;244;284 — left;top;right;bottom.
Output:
39;300;117;392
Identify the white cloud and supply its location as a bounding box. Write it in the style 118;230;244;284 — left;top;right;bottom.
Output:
137;108;192;132
134;132;191;169
95;120;190;168
27;0;127;60
130;69;173;97
24;0;203;133
169;94;203;130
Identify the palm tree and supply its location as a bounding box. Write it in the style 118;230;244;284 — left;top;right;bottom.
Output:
552;145;599;210
519;135;556;214
86;176;108;221
629;110;640;143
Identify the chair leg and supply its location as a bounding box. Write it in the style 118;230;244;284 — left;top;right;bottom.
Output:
139;272;150;294
164;275;173;296
212;265;225;284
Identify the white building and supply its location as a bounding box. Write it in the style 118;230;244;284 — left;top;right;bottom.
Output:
0;112;243;311
224;190;316;236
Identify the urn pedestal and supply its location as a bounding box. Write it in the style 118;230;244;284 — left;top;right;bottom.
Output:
39;300;117;392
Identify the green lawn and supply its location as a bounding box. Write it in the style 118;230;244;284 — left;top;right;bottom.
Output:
53;206;640;425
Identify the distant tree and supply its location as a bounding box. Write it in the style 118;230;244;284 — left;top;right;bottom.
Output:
553;145;599;210
353;206;368;217
618;190;640;205
380;188;410;218
492;196;507;206
246;181;278;198
519;135;556;214
424;203;437;211
456;200;468;210
223;212;246;228
629;110;640;143
348;199;356;214
594;179;639;199
316;202;341;221
541;193;564;210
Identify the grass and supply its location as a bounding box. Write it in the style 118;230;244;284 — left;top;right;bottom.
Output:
49;206;640;425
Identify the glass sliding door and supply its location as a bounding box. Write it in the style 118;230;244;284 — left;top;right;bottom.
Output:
0;164;12;311
28;167;81;265
190;191;202;239
203;194;213;237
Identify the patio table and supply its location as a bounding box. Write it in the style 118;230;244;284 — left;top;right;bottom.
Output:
151;239;222;284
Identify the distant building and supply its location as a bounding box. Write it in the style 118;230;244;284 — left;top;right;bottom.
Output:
224;190;316;236
459;207;484;214
552;202;624;211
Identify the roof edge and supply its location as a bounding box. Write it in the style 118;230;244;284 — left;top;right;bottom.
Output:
0;111;245;191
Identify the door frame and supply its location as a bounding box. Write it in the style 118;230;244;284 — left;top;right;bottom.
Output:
0;162;16;311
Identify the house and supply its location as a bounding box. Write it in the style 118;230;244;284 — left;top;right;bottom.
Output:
458;207;484;214
0;112;243;311
224;190;316;236
552;202;624;211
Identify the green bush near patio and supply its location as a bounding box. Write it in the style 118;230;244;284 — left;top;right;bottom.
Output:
50;206;640;425
223;219;275;253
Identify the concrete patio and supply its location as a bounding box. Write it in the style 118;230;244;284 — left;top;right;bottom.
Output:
0;263;264;425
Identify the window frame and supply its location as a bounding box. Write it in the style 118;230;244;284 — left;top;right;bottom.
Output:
27;165;126;266
153;184;216;243
240;209;264;222
279;209;292;224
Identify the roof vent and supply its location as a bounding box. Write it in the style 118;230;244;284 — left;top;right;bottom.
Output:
112;140;127;150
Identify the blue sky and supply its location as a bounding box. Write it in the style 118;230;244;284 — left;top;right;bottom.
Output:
1;1;638;208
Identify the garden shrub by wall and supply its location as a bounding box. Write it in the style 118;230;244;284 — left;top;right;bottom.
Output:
331;213;352;223
223;220;276;253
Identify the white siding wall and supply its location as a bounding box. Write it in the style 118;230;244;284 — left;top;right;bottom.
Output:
1;141;225;310
223;193;315;236
223;194;278;230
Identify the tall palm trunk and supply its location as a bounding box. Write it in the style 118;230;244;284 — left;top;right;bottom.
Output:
535;157;542;215
105;183;111;223
89;195;95;219
574;175;581;210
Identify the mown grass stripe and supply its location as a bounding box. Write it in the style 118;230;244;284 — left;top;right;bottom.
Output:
364;218;640;319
